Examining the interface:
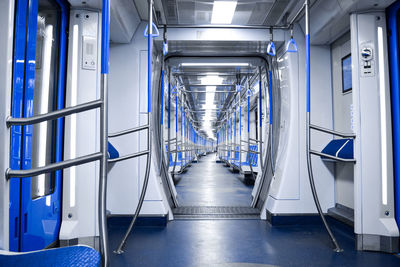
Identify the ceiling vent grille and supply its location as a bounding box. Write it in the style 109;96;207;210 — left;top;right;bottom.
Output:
264;0;289;26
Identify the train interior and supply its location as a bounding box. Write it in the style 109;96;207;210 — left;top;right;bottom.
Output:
1;0;400;266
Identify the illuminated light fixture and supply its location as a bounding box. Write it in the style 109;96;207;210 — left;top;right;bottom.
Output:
181;63;249;67
70;24;79;208
211;1;237;24
206;86;216;102
201;76;223;85
378;26;387;205
202;104;217;109
38;24;54;198
205;84;218;91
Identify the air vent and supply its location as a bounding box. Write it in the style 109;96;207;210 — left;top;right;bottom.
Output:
161;0;178;24
177;1;195;24
248;2;274;25
264;0;290;26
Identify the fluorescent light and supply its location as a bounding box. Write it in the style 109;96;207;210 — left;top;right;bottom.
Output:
37;24;53;197
211;1;237;24
201;76;223;85
70;25;79;208
181;63;249;67
378;26;387;205
205;85;218;91
206;86;216;107
202;104;217;109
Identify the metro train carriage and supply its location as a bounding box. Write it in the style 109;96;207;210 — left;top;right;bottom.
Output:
1;0;400;266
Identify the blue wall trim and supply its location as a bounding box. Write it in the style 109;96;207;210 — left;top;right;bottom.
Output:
268;71;273;125
101;0;109;74
306;34;310;113
259;80;262;127
387;0;400;230
168;82;171;129
160;70;164;125
247;95;250;133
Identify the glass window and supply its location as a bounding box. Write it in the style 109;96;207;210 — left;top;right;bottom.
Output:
342;54;352;93
31;0;60;199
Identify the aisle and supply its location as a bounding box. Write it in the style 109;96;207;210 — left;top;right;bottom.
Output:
175;153;253;206
108;217;400;267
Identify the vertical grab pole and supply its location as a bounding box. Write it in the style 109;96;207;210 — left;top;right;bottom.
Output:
247;76;251;166
230;115;232;162
259;66;263;169
99;0;110;265
181;105;183;165
239;95;242;168
159;70;164;174
268;70;275;175
172;89;178;173
234;106;237;160
114;0;154;254
167;71;171;168
304;0;342;252
247;77;255;177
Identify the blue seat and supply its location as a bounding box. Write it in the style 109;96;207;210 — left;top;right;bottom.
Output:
321;138;354;160
242;145;258;167
225;150;231;162
166;145;183;167
0;245;100;267
107;141;119;159
232;146;240;167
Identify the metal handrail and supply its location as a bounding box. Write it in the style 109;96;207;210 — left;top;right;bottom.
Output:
310;124;355;138
6;99;102;126
241;140;259;145
6;152;102;179
108;124;149;138
249;138;264;143
310;150;356;163
168;149;193;153
108;150;150;163
240;148;260;154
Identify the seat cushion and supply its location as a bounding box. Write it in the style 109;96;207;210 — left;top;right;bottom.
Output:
321;138;354;160
0;246;100;267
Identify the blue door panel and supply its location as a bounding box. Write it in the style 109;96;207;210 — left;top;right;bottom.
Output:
10;0;69;252
9;0;29;252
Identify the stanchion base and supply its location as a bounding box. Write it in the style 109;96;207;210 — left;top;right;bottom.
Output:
113;249;125;255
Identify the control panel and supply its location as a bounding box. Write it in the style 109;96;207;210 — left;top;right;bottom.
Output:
360;44;375;77
82;36;97;70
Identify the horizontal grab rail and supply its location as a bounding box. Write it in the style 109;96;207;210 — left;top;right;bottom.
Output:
6;152;103;179
249;138;264;143
310;124;356;138
108;124;149;138
6;100;102;127
310;150;356;163
169;149;195;153
108;150;149;163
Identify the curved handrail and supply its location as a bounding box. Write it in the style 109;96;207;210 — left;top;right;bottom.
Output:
267;41;276;56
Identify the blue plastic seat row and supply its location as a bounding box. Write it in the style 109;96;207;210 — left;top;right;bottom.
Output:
166;145;194;168
232;146;241;167
321;138;354;160
242;145;258;167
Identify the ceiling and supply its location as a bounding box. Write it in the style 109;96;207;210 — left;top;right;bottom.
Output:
134;0;299;26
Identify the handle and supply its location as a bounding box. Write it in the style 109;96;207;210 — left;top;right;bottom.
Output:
144;22;160;37
267;41;276;56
